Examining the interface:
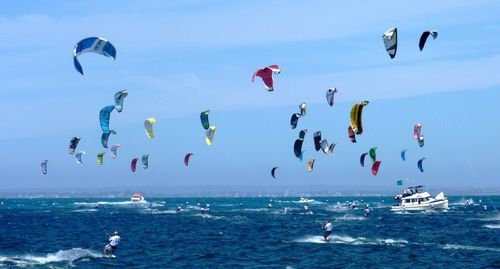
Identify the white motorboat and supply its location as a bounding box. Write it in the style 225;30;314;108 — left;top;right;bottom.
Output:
130;193;145;203
391;185;448;211
298;197;314;204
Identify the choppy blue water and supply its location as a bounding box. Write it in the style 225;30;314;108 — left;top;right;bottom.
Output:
0;196;499;268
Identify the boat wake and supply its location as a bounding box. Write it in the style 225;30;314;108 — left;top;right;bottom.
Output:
0;248;101;267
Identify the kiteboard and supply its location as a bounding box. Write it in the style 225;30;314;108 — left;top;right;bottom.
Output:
105;254;116;258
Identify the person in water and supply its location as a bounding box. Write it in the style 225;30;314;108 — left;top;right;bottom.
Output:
365;205;371;217
104;231;120;257
322;220;333;240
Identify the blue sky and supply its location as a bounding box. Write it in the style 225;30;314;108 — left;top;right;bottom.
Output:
1;1;499;191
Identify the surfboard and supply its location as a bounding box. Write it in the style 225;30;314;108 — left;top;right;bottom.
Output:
105;255;116;258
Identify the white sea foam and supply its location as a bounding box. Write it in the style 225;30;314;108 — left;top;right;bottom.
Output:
335;214;366;221
441;244;500;252
0;248;101;266
192;213;224;220
483;224;500;229
72;209;98;213
150;210;178;215
294;235;408;246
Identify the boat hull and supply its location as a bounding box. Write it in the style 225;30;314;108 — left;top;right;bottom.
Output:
391;199;448;212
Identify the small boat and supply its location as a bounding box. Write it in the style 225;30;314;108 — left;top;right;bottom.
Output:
130;193;145;202
391;185;448;212
298;197;314;204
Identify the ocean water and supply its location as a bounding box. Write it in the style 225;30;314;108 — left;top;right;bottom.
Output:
0;196;499;268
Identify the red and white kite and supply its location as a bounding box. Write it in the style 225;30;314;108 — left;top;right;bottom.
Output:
252;65;280;91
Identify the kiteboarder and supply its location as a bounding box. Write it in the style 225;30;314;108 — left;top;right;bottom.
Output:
103;231;120;257
365;205;371;217
322;220;333;241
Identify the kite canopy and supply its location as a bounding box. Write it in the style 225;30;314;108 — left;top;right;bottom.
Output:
350;101;369;135
320;139;336;154
69;137;81;155
360;152;368;167
290;113;301;129
73;37;116;75
313;131;322;151
97;152;105;165
101;130;116;148
417;158;426;172
75;151;86;166
348;126;356;143
184;153;193;166
419;30;438;51
131;158;138;172
200;110;210;130
252;64;280;91
326;88;338;107
271;167;279;179
293;139;304;158
414;124;424;147
369;147;377;163
397;180;403;186
299;103;306;117
110;144;121;159
307;159;315;172
205;126;216;145
144;117;157;139
99;105;115;133
114;90;128;113
299;129;308;140
142;154;149;169
40;160;48;175
383;27;398;59
372;160;381;175
401;149;407;161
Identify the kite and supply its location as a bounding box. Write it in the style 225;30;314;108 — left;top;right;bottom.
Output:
131;158;138;172
294;139;304;159
350;101;369;135
200;110;210;130
144;117;157;139
73;37;116;75
110;144;121;159
97;152;105;165
419;30;438;51
369;147;377;163
205;126;216;145
69;137;81;155
326;88;338;107
271;167;278;179
307;159;315;172
75;151;86;166
382;27;397;59
401;149;407;161
348;126;356;143
114;90;128;113
40;160;48;175
99;105;115;133
372;160;381;175
360;152;368;167
184;153;193;166
101;130;116;148
417;158;426;172
252;64;280;91
142;154;149;169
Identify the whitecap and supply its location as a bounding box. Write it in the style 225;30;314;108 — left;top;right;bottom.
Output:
0;248;101;266
483;224;500;229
